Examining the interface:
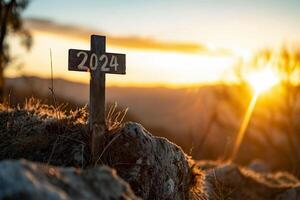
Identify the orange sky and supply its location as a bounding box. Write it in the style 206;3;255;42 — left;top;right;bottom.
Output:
9;1;300;87
10;28;239;87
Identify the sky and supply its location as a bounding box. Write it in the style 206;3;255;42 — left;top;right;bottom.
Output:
8;0;300;87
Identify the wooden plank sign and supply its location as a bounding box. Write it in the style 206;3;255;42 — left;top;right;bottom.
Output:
68;49;126;74
68;35;126;162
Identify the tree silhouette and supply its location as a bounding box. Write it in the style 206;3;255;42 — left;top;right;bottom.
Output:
0;0;32;101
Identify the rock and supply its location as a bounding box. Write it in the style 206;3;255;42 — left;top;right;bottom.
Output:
203;163;300;200
0;159;140;200
100;122;207;199
248;159;269;173
276;186;300;200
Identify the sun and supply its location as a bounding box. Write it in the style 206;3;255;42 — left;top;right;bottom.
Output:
246;68;279;94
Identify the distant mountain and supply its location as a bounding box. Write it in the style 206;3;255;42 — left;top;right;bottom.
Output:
6;76;89;104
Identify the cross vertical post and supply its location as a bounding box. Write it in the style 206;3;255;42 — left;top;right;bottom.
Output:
68;35;126;163
90;35;106;161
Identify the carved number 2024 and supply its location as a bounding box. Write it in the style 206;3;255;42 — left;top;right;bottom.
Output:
76;51;118;72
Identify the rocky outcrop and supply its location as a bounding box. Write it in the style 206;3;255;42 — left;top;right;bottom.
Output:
199;163;300;200
0;105;209;199
0;159;140;200
100;122;207;200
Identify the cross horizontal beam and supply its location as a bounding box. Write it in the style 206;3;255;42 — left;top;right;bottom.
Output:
68;49;126;74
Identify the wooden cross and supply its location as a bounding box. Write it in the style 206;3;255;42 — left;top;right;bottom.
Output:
68;35;126;160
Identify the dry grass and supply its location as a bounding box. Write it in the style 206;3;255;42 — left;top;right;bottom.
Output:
91;102;129;166
0;97;130;168
106;102;128;131
0;98;90;167
188;162;209;200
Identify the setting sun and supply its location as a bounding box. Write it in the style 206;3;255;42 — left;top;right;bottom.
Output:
246;68;279;94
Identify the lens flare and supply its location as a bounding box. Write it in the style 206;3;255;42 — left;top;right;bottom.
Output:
246;68;279;94
229;93;258;162
229;67;280;162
